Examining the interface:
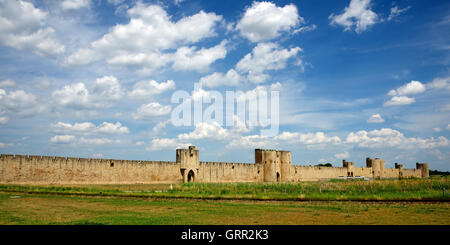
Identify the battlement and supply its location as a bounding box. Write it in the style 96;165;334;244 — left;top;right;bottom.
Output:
0;146;429;184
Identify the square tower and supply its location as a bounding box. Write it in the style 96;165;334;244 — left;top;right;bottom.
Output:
176;146;199;182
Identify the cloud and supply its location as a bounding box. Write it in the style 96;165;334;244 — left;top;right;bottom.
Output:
384;96;415;106
52;122;95;133
174;0;185;6
61;0;90;10
128;80;175;101
96;122;130;134
78;137;119;145
51;121;130;135
230;115;253;134
0;0;65;57
387;5;411;21
50;134;123;145
146;138;192;151
52;76;123;110
345;128;448;149
199;41;302;87
199;69;243;88
152;119;170;134
51;135;76;143
387;80;426;96
384;78;448;107
132;102;171;120
172;40;228;72
367;114;384;123
0;89;44;116
107;0;125;5
236;42;302;83
426;76;450;90
293;24;317;34
0;142;13;148
236;1;302;42
334;151;349;159
178;122;230;141
52;83;90;109
226;135;276;149
65;2;223;73
92;76;124;102
0;79;16;88
329;0;378;33
275;131;341;145
0;116;9;125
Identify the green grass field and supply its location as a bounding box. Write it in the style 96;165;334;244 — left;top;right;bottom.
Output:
1;177;449;201
0;192;448;225
0;177;449;225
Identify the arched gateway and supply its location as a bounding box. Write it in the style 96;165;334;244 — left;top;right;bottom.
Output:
187;170;195;182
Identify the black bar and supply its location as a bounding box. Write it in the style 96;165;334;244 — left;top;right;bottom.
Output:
0;225;447;243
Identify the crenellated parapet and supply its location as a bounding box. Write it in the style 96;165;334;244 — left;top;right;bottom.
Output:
0;147;429;184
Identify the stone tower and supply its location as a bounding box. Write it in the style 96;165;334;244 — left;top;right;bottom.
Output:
176;146;199;183
279;151;292;182
255;149;278;182
395;162;404;178
366;157;385;179
343;160;354;177
416;162;429;178
255;149;291;182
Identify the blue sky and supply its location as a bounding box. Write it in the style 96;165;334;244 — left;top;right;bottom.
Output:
0;0;449;170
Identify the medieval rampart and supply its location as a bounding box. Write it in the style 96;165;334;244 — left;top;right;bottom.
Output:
0;146;428;184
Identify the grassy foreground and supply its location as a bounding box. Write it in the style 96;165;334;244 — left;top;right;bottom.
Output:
0;177;449;201
0;192;449;225
0;177;449;225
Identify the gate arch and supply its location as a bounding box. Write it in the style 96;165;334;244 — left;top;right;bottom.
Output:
187;170;195;183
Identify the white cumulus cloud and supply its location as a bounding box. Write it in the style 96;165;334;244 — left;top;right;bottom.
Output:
51;135;76;143
52;76;124;110
132;102;171;120
0;89;45;116
367;114;384;123
387;80;426;96
199;69;244;88
146;138;192;151
178;122;230;141
236;42;302;84
65;2;223;73
51;121;129;135
128;80;176;101
329;0;378;34
345;128;448;149
384;96;415;106
0;0;65;57
172;40;228;72
426;76;450;90
236;1;302;42
334;151;349;159
61;0;90;10
275;131;341;145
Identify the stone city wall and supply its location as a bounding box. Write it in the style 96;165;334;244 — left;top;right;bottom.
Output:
0;146;429;184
